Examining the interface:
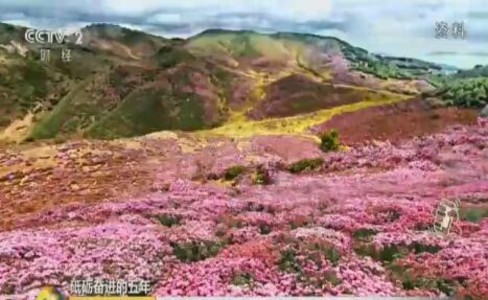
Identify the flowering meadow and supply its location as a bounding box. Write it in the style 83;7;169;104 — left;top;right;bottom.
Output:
1;120;488;299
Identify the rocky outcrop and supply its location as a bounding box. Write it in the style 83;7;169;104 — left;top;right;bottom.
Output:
480;104;488;118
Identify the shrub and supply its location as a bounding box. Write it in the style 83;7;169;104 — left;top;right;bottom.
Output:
388;265;456;296
223;165;246;181
231;272;254;287
437;78;488;108
278;249;301;273
258;224;272;235
410;242;442;254
323;247;341;266
287;158;324;173
324;270;342;286
352;228;378;241
354;244;406;263
309;242;341;266
319;129;340;152
171;241;222;262
156;214;181;227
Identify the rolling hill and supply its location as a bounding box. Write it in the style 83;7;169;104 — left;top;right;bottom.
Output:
0;23;481;143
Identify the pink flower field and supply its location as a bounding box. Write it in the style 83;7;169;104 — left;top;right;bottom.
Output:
1;121;488;299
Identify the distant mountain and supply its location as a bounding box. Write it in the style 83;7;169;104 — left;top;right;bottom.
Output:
0;22;462;143
438;63;460;72
451;64;488;78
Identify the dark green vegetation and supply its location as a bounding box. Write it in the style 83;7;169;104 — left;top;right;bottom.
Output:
287;158;324;173
258;224;272;235
319;130;341;152
352;228;378;241
171;240;223;262
429;78;488;108
354;242;442;263
0;23;23;44
87;88;208;139
156;214;182;227
0;55;70;127
344;47;445;80
156;45;197;68
352;240;459;296
424;64;488;108
388;264;457;296
279;249;302;273
231;272;254;287
308;242;341;266
277;241;343;290
223;165;247;181
459;207;488;223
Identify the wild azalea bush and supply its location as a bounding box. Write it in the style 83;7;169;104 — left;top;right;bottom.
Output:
0;122;487;299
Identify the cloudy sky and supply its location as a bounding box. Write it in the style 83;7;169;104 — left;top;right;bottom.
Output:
0;0;487;68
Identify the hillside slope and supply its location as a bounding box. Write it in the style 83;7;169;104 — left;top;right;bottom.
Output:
0;24;468;143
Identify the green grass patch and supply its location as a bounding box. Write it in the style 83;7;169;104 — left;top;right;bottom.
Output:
231;272;254;287
352;228;378;241
354;244;406;263
29;81;88;140
156;214;182;227
156;45;196;68
324;270;342;286
388;265;457;296
223;165;247;181
287;158;324;173
88;88;207;139
278;249;302;273
289;219;310;229
21;60;49;98
308;242;341;266
171;241;222;262
354;241;441;263
323;247;341;266
409;242;442;254
460;207;488;223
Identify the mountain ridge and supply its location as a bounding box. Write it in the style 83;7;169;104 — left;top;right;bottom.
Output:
0;21;484;144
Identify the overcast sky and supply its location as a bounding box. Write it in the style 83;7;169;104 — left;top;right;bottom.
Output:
0;0;487;68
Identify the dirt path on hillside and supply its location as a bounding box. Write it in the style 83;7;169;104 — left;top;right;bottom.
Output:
311;98;479;145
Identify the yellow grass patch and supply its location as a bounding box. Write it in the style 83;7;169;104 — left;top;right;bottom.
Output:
200;92;410;140
0;112;37;144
